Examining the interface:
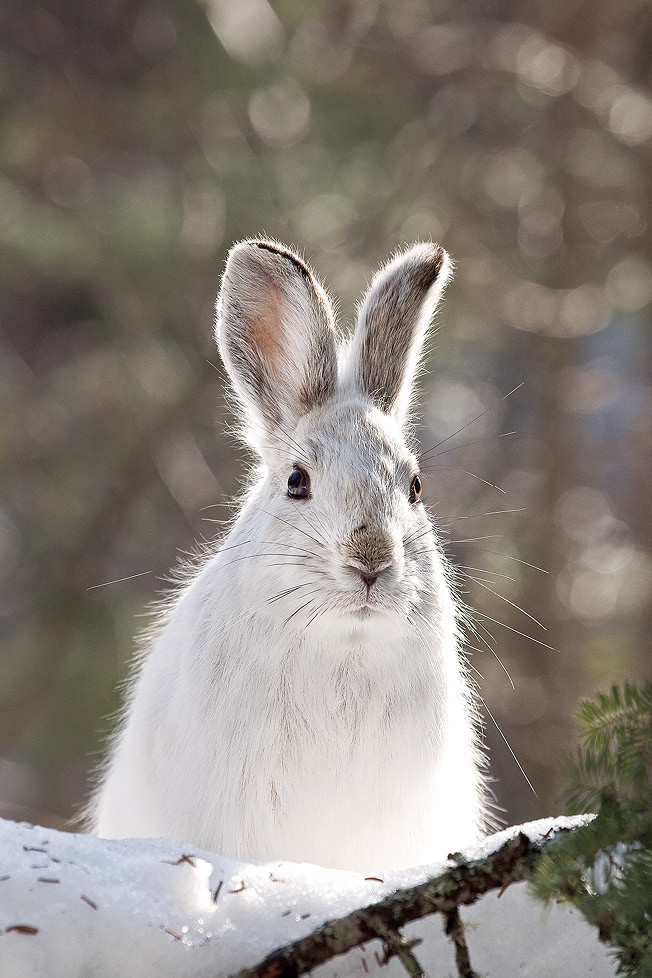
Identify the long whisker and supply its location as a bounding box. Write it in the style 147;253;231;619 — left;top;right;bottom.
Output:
266;581;317;605
460;613;492;648
459;548;549;574
403;527;431;548
217;549;315;572
462;653;485;680
462;642;495;659
265;560;318;569
209;594;288;636
420;383;524;457
458;565;516;582
428;431;516;458
452;535;503;544
463;617;516;689
467;615;496;645
441;509;526;525
85;536;316;589
290;497;334;547
87;571;152;590
211;538;253;553
194;579;321;637
260;508;324;550
462;573;509;586
273;423;312;466
473;612;558;651
410;606;434;631
305;605;328;629
467;576;547;631
217;554;301;572
480;695;538;796
421;463;507;494
256;539;321;557
283;595;320;627
404;525;433;548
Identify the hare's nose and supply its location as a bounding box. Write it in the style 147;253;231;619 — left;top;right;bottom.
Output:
346;563;390;589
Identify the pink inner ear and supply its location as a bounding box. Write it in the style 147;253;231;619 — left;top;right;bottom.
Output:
248;282;288;372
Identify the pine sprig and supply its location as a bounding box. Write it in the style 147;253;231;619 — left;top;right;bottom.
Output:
576;685;652;758
531;680;652;977
561;683;652;812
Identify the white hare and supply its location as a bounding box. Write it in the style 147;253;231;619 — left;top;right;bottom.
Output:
91;239;487;871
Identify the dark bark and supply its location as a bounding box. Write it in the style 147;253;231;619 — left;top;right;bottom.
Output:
231;830;548;978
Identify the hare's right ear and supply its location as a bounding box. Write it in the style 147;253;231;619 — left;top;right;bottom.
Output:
216;240;338;454
343;243;452;428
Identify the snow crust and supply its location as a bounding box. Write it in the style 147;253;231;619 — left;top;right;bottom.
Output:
0;816;617;978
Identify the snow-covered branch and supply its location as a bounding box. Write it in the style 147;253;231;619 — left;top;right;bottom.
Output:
234;831;536;978
0;816;617;978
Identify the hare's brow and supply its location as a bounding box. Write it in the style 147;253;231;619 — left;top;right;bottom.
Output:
303;440;320;465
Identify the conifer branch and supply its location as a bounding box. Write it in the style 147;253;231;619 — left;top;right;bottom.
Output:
531;680;652;977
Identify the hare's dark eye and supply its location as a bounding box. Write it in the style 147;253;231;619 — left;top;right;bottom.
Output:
409;474;422;503
287;466;310;500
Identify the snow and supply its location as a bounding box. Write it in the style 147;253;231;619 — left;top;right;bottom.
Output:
0;816;617;978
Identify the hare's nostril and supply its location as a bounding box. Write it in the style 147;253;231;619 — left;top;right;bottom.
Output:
346;565;381;588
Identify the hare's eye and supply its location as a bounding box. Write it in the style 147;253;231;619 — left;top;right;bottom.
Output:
409;474;422;504
287;466;310;500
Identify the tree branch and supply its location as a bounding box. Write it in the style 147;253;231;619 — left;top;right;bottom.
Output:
444;906;478;978
231;831;541;978
365;915;426;978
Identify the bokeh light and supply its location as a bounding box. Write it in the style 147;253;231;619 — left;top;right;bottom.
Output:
1;0;651;834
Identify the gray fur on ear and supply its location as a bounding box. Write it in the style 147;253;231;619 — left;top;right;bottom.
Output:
216;239;338;453
344;243;452;426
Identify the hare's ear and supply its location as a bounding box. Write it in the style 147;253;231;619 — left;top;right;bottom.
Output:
344;243;452;427
216;240;338;452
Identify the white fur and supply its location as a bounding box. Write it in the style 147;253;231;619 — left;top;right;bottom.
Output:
91;241;486;872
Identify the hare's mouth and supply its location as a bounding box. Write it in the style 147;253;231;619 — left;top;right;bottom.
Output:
349;599;386;620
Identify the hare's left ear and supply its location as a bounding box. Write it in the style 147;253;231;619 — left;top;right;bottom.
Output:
343;243;452;426
216;239;338;456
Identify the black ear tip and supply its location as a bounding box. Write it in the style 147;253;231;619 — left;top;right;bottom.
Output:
409;242;449;277
427;244;446;280
225;238;314;286
433;245;452;283
398;242;451;293
432;243;446;269
254;240;314;284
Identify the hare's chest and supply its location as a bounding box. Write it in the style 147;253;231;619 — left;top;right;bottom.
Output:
246;683;440;870
258;659;439;796
214;638;448;864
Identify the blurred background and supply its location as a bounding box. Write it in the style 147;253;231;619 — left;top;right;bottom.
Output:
1;0;651;835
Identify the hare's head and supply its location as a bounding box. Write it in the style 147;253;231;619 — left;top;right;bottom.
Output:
215;240;453;642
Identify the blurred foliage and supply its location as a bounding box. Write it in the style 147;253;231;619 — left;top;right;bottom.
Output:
532;682;652;975
1;0;652;828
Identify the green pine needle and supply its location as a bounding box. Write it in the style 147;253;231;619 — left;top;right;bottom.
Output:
530;680;652;977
